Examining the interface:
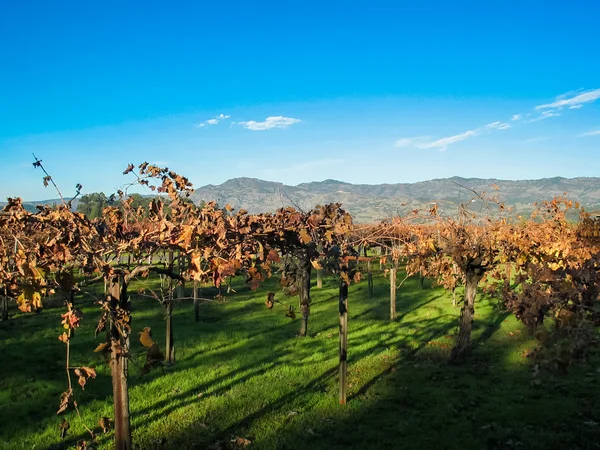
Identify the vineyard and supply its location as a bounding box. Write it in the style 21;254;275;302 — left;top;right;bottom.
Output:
2;162;600;450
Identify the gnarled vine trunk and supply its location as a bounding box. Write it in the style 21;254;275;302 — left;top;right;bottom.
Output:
389;267;397;320
367;261;374;298
193;280;200;322
339;277;349;405
108;275;132;450
298;254;312;337
165;251;175;364
450;267;484;363
1;295;8;321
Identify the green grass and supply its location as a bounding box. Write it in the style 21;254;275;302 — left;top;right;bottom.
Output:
2;271;600;449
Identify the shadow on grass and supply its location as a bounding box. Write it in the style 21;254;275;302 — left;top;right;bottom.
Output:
5;274;600;450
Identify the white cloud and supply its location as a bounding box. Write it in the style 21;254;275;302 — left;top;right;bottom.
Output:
578;129;600;137
394;136;430;148
394;87;598;152
536;88;600;110
417;129;479;151
196;113;231;128
237;116;302;131
486;121;511;130
529;110;562;122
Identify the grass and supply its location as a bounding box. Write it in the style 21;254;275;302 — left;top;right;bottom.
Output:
1;270;600;449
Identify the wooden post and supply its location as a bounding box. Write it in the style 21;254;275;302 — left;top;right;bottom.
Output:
1;296;8;321
108;275;132;450
177;252;185;299
367;261;373;298
193;280;200;322
298;255;312;337
165;250;175;364
339;278;349;405
390;267;397;320
316;269;323;289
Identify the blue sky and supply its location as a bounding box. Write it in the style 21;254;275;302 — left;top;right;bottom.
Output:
1;1;599;200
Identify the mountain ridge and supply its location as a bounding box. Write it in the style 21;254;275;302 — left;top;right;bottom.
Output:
190;176;600;222
5;176;600;222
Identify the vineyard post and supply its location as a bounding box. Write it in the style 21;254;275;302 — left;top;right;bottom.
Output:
389;266;397;320
298;252;312;337
339;277;349;405
165;250;175;364
367;260;373;298
108;274;132;450
177;251;185;299
193;279;200;322
1;294;8;321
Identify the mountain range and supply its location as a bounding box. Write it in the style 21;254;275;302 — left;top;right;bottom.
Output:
5;176;600;223
190;176;600;222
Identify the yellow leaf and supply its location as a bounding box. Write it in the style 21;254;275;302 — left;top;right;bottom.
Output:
16;287;42;313
299;229;312;245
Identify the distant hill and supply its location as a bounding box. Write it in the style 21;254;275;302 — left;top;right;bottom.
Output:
191;176;600;223
0;198;80;213
5;177;600;223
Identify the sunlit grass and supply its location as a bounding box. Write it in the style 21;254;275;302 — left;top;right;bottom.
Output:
1;271;599;449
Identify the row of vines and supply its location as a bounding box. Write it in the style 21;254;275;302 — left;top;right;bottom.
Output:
1;162;599;449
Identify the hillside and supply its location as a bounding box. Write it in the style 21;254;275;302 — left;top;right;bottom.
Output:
6;176;600;222
191;176;600;222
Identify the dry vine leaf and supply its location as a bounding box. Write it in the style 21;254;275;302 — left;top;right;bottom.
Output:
59;418;70;439
285;305;296;320
16;287;42;312
298;229;312;244
74;366;97;390
98;416;113;433
93;342;110;353
57;389;73;414
138;327;155;348
265;292;275;309
231;436;252;448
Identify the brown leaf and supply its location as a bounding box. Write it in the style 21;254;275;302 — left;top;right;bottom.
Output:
285;305;296;320
265;292;275;310
98;416;113;433
57;389;72;414
59;418;70;439
231;436;252;448
93;342;110;353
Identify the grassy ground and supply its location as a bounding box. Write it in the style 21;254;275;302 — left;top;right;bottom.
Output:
1;270;600;450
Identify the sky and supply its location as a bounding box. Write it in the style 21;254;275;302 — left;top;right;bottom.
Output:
1;0;599;200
